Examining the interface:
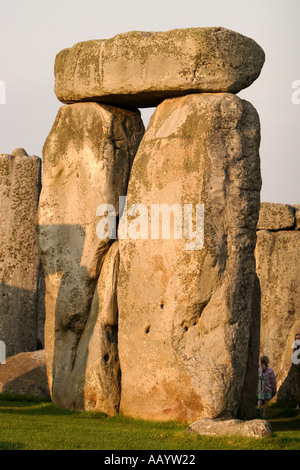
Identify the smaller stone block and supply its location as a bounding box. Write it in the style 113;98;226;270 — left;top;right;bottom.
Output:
0;350;49;398
257;202;295;230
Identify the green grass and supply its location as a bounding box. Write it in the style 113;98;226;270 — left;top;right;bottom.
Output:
0;394;299;450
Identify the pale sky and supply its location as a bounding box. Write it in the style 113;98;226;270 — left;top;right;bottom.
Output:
0;0;299;204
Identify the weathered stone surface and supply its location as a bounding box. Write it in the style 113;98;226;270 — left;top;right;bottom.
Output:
55;27;265;108
37;102;144;414
0;350;50;398
118;93;261;422
0;150;42;357
187;418;272;438
255;230;300;400
257;202;295;230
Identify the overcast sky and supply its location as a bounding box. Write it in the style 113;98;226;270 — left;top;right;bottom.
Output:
0;0;299;204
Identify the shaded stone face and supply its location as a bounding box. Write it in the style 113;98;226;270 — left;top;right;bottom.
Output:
117;93;261;422
55;27;265;107
0;350;49;399
0;151;42;357
37;102;144;414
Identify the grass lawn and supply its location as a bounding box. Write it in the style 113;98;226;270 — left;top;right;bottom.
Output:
0;394;299;451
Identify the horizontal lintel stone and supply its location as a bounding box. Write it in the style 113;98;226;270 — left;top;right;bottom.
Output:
54;27;265;108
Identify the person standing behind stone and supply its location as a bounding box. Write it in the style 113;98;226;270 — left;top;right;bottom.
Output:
256;355;277;418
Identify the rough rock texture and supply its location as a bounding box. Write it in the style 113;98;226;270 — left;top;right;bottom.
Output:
255;204;300;403
257;202;295;230
0;150;42;357
187;418;272;438
55;27;265;108
0;350;49;398
118;93;261;422
37;102;144;414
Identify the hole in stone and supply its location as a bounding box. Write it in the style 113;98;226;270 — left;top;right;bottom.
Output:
160;303;164;309
103;354;109;363
145;325;151;334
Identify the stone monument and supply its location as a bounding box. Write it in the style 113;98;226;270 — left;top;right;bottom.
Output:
38;27;265;420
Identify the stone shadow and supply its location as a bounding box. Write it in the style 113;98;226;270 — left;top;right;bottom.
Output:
0;365;50;399
277;361;300;407
0;282;44;358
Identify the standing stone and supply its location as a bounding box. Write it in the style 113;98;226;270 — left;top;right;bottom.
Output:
55;27;265;107
0;150;42;357
255;209;300;399
37;102;144;414
118;93;261;422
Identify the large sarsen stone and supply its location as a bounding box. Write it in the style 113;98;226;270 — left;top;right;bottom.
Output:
117;93;261;422
37;102;144;414
0;150;42;357
255;227;300;400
